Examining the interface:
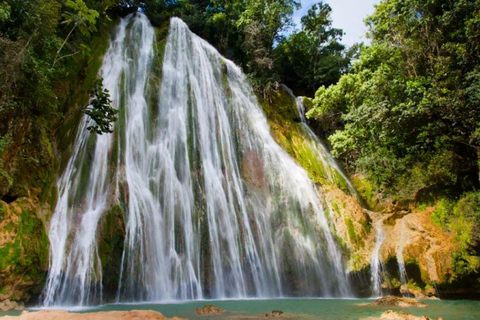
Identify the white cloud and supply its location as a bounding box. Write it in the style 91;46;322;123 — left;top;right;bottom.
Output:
293;0;380;47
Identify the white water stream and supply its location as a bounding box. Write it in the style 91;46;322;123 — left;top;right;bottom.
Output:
370;218;386;297
397;220;408;292
43;13;351;306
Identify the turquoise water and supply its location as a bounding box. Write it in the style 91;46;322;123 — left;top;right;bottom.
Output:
2;299;480;319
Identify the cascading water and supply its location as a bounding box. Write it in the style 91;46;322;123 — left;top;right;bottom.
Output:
283;86;359;199
397;220;408;292
42;14;152;307
43;13;352;306
370;218;386;297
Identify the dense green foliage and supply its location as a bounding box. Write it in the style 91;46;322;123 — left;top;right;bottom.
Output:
308;0;480;202
0;0;115;117
0;0;118;200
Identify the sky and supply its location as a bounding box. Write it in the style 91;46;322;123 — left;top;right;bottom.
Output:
292;0;380;47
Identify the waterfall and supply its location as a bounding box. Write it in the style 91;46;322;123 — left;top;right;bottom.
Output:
370;218;386;297
43;13;351;307
397;220;408;293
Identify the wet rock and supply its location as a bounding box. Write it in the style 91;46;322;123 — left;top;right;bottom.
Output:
0;299;24;311
400;285;437;299
195;305;224;315
241;151;268;191
369;296;427;308
265;310;284;317
361;310;443;320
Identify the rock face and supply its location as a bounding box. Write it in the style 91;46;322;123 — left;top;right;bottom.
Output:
320;184;372;272
380;208;454;284
195;305;224;315
0;310;184;320
241;151;268;191
369;296;427;308
362;310;442;320
343;196;455;297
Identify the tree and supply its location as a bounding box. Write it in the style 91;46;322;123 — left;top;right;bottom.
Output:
276;2;349;96
177;0;246;60
52;0;99;67
237;0;300;93
84;79;118;135
307;0;480;201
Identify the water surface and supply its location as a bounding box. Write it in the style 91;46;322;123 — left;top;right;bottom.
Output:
3;299;479;320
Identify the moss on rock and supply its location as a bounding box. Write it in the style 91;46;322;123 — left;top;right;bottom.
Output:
258;89;332;186
0;199;49;303
97;204;125;299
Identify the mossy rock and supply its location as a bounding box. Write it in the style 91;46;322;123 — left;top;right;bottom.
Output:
258;89;338;187
97;204;126;299
0;199;49;303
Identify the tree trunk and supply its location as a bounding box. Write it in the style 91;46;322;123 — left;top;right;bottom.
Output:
51;24;76;68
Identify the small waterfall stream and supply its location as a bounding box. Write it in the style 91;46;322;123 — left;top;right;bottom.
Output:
283;86;359;199
370;218;386;297
397;220;408;294
43;14;352;306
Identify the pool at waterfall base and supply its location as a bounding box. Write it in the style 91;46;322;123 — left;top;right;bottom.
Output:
2;298;480;319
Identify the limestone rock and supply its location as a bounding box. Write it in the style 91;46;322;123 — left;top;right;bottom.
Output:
0;299;24;311
195;305;224;315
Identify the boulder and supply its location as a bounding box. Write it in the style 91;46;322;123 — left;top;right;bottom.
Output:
195;305;224;315
0;299;24;311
